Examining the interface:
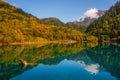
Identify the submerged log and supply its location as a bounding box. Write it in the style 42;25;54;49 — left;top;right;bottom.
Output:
19;59;37;66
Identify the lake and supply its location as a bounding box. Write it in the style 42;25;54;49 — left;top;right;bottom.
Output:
0;43;120;80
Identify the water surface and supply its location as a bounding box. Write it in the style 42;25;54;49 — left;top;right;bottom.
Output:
0;43;119;80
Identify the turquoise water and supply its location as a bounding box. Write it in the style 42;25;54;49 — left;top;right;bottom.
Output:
0;43;120;80
12;59;116;80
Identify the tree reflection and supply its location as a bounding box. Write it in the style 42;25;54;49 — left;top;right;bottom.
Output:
86;43;120;79
0;43;97;80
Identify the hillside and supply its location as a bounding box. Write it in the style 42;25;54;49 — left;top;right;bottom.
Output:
0;1;98;44
86;1;120;42
66;22;88;32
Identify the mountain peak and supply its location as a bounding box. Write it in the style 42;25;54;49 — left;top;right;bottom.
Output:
83;8;99;18
77;8;105;24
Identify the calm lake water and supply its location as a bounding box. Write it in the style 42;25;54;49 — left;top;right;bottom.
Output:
0;43;120;80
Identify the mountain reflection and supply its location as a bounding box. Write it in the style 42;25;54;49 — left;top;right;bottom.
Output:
86;43;120;79
0;43;120;80
0;43;97;80
77;60;100;74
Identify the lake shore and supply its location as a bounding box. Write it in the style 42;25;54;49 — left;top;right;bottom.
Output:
0;40;77;46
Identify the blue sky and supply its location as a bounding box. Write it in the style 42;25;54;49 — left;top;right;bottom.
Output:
5;0;118;23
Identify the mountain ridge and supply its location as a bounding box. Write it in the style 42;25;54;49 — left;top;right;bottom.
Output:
40;8;106;32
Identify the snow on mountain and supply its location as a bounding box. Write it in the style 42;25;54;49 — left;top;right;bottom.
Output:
77;8;105;24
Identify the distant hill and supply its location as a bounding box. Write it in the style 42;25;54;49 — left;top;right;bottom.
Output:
40;17;65;27
86;1;120;42
0;1;97;44
40;17;88;32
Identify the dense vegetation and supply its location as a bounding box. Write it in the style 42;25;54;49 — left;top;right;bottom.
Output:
0;1;97;44
86;1;120;42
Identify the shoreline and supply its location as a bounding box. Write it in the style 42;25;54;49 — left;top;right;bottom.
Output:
0;40;77;46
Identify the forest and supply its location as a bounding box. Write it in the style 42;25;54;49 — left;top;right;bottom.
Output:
0;0;97;44
86;1;120;42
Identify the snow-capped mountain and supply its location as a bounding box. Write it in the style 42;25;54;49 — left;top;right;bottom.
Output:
76;8;105;24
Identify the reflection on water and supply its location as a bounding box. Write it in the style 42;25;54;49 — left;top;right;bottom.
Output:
0;43;120;80
86;43;120;80
77;60;100;74
12;59;116;80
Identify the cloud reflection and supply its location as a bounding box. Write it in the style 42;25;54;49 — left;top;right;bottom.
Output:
77;61;100;74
